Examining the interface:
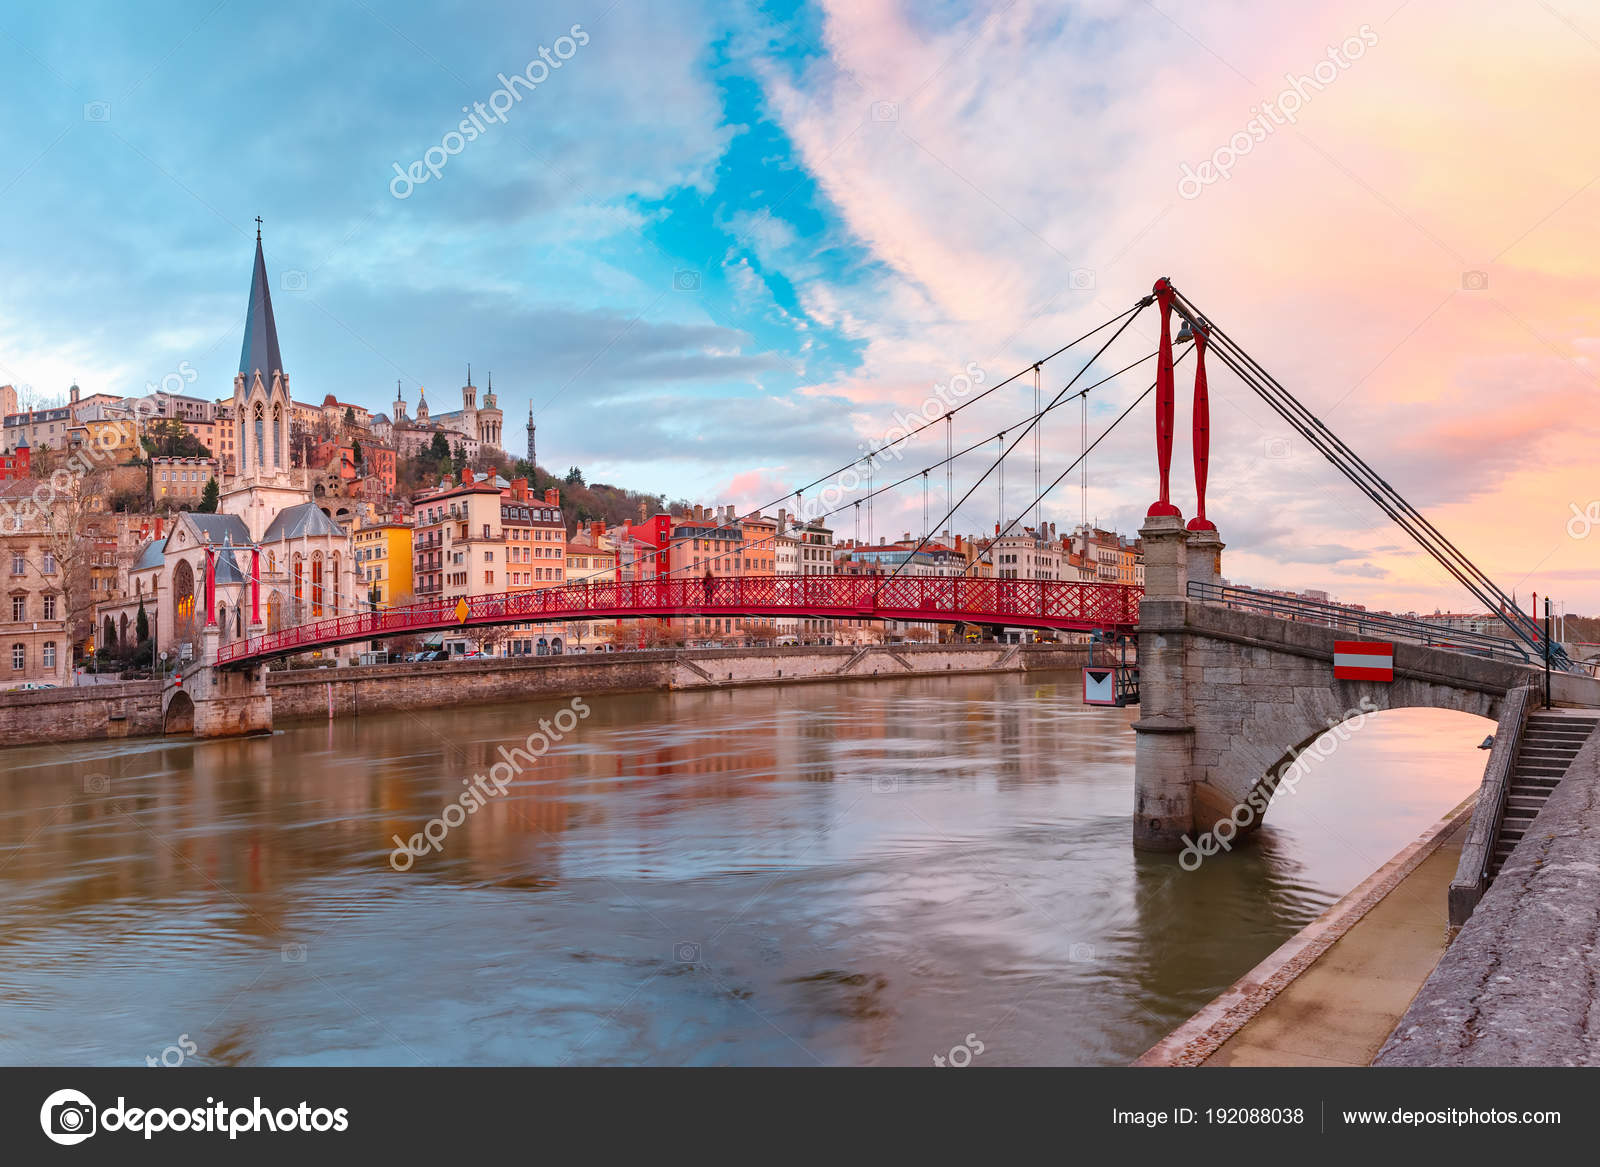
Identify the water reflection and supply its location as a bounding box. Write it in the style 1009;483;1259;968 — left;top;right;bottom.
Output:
0;677;1485;1065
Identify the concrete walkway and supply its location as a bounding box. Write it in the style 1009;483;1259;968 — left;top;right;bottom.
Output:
1203;809;1470;1065
1136;794;1475;1066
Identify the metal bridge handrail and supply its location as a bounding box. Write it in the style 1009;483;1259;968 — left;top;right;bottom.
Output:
1186;581;1533;666
212;574;1144;666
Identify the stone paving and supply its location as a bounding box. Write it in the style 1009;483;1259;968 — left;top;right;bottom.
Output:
1376;714;1600;1066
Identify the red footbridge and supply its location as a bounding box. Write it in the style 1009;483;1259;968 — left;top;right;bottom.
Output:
214;575;1142;667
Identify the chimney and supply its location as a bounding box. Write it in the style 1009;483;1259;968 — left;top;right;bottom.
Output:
693;504;703;521
955;534;964;553
544;487;559;506
903;531;911;542
461;467;474;485
591;521;603;539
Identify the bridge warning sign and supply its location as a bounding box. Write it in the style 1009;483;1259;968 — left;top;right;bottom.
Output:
1334;640;1394;681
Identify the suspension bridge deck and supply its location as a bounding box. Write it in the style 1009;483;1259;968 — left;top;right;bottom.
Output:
214;575;1142;667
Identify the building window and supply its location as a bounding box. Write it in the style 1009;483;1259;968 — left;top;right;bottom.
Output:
42;552;57;575
9;553;21;575
11;644;22;670
42;641;55;669
43;594;55;620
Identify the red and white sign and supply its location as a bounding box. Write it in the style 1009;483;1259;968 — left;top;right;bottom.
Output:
1333;640;1393;682
1083;666;1117;706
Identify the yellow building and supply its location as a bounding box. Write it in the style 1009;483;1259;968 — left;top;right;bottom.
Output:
67;418;139;462
354;514;414;607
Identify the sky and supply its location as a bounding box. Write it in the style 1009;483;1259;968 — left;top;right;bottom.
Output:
0;0;1595;613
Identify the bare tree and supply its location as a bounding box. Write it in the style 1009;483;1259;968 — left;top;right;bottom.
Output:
18;464;110;653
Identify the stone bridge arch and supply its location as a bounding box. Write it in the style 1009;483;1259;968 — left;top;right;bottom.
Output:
160;657;273;738
1135;586;1531;850
1205;674;1503;841
163;688;195;734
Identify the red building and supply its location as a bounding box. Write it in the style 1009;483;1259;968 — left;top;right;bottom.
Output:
0;434;30;481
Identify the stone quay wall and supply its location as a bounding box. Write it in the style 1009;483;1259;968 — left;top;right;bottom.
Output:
0;643;1100;745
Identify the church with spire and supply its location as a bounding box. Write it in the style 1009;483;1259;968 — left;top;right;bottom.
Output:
221;219;315;540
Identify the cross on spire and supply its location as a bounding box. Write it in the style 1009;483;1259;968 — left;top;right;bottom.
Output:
255;216;262;241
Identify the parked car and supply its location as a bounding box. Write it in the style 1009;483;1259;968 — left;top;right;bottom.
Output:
5;681;57;692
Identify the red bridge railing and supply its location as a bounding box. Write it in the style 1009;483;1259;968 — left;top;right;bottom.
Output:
214;575;1142;666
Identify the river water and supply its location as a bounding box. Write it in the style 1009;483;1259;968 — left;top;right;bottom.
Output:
0;671;1487;1066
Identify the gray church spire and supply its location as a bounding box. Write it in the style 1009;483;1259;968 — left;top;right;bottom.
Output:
239;220;284;379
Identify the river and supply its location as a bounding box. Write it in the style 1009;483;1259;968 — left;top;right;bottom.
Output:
0;671;1486;1066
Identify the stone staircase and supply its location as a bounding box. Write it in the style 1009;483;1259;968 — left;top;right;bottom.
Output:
1489;711;1598;878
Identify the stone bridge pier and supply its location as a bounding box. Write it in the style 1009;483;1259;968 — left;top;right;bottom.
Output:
161;628;272;738
1131;516;1535;852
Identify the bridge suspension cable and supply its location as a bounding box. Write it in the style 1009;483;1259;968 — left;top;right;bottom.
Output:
882;299;1152;583
964;344;1196;576
650;348;1164;582
711;301;1146;557
1169;285;1570;668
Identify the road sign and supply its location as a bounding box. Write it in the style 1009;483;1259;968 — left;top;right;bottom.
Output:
1334;640;1394;682
1083;666;1117;705
454;598;469;624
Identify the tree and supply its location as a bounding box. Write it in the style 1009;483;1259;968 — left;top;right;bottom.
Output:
428;432;451;462
565;466;585;486
135;598;149;644
197;476;219;513
452;440;466;466
19;464;108;654
344;406;357;430
351;438;363;466
140;417;211;460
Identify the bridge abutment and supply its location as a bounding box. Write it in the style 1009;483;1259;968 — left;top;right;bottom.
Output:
1132;515;1195;850
160;629;273;738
